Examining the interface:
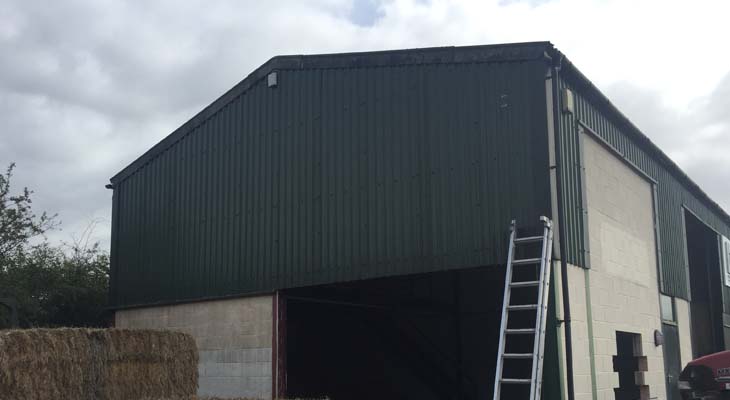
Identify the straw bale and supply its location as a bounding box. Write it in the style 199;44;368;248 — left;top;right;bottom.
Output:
0;328;198;400
143;398;325;400
143;397;327;400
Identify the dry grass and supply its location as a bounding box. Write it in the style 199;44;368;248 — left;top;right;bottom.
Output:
0;328;198;400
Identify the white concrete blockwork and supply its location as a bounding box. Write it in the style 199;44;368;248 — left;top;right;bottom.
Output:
675;298;694;366
565;264;594;400
115;295;273;399
567;134;666;400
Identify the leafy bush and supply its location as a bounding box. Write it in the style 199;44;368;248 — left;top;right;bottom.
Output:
0;163;110;328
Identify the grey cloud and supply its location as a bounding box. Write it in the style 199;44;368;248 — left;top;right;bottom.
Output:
1;0;358;249
704;73;730;128
1;0;729;252
349;0;385;26
604;72;730;214
2;2;243;119
603;82;692;155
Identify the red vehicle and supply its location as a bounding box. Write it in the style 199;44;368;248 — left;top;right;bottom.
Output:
680;351;730;400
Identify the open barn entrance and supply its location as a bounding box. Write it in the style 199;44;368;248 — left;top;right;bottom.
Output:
684;209;724;358
280;266;508;400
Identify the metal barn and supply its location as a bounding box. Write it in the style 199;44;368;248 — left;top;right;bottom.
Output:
109;42;730;400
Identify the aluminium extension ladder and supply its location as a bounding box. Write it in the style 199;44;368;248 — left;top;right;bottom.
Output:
492;216;553;400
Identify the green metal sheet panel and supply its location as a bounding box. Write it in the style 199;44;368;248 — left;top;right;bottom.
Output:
556;71;730;300
554;75;588;269
109;58;551;308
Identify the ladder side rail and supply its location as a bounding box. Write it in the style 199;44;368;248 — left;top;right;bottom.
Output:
534;225;553;400
529;217;553;400
492;220;517;400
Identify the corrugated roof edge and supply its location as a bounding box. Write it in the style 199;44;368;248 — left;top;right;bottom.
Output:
546;44;730;226
108;41;551;184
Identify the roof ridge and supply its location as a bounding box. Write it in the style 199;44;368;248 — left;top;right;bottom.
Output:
110;41;552;183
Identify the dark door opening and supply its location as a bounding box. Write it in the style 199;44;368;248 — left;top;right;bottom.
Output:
662;322;681;400
281;266;509;400
613;331;649;400
661;295;682;400
684;209;724;358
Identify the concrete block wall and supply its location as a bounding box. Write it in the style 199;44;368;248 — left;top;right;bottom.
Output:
115;295;273;399
676;298;694;366
565;134;667;400
565;264;594;399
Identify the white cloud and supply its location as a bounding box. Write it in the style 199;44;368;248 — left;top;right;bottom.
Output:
1;0;729;249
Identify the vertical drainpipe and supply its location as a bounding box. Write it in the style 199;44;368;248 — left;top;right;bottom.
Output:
106;182;117;320
550;53;576;400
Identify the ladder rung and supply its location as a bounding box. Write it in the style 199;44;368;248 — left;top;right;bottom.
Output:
503;353;533;359
507;304;538;311
494;218;553;396
505;328;535;335
514;236;543;244
501;378;531;384
512;258;541;265
510;280;539;288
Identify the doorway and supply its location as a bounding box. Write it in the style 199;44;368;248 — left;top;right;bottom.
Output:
660;295;681;400
684;209;724;358
281;266;507;400
613;331;648;400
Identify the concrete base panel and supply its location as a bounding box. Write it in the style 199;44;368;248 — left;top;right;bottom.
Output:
115;295;273;399
675;298;694;366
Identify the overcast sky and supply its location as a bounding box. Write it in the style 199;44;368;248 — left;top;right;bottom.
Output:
2;0;729;248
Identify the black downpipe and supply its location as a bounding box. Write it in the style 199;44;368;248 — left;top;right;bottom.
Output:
551;56;576;400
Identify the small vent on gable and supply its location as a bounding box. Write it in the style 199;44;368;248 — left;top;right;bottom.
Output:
267;71;278;88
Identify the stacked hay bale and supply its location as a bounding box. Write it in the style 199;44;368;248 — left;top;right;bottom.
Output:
0;328;198;400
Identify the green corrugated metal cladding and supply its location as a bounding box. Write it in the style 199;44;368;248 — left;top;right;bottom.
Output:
109;42;730;308
109;44;553;308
